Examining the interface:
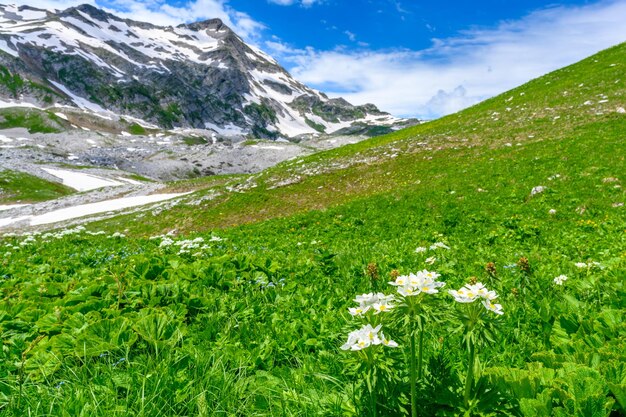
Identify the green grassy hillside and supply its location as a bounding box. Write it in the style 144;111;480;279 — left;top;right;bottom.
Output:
0;170;74;203
0;44;624;416
100;42;625;235
0;108;69;133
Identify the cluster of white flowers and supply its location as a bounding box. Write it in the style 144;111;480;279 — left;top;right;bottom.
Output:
1;226;126;251
349;292;395;316
429;242;450;250
553;275;568;285
86;231;107;236
341;324;398;351
19;235;37;246
575;261;602;269
149;231;177;240
415;242;450;254
41;226;87;240
389;269;446;297
159;237;175;248
175;237;209;255
155;235;224;256
449;282;503;315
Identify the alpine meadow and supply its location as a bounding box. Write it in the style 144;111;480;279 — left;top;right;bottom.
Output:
0;4;625;417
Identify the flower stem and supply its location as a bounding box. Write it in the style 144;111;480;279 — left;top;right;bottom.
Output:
463;338;476;408
410;328;417;417
365;351;377;417
417;328;424;381
369;382;377;417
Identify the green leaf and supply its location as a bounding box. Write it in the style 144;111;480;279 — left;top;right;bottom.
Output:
74;317;137;358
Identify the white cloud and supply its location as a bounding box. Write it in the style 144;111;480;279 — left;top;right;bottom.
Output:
10;0;264;39
268;0;626;118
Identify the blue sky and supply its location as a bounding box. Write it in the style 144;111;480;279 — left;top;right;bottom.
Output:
229;0;594;51
16;0;626;119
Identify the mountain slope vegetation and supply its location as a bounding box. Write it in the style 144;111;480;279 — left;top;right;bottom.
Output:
0;43;624;416
101;42;625;234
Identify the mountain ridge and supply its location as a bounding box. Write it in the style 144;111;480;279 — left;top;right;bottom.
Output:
0;3;414;139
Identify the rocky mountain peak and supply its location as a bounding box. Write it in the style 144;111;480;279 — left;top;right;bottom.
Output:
0;3;415;139
180;18;228;32
59;3;115;23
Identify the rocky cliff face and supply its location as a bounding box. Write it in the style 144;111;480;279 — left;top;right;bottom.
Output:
0;3;411;138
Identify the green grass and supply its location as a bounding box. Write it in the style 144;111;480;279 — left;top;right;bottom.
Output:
0;43;624;416
0;65;24;97
182;135;208;146
127;123;147;135
0;170;74;203
305;117;326;133
0;108;67;133
125;173;153;182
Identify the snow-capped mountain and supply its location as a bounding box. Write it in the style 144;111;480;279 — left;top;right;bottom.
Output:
0;3;411;138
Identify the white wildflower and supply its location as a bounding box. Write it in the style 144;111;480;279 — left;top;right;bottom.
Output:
349;306;371;317
380;331;398;348
354;293;392;305
159;237;174;247
341;325;397;351
553;275;568;285
388;275;408;286
415;246;427;253
482;299;504;315
448;287;478;303
392;270;445;297
351;293;395;315
425;256;437;265
372;301;394;314
449;282;503;314
429;242;450;250
341;324;383;351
